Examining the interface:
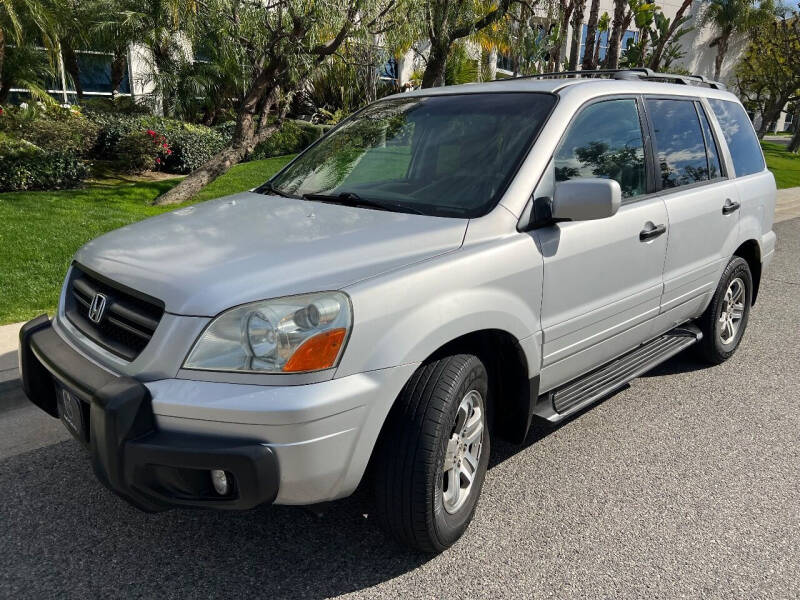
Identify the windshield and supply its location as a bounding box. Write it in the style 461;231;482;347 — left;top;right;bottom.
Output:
265;92;556;218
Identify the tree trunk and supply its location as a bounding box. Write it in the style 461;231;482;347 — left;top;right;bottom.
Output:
604;0;626;69
712;32;730;81
110;50;127;95
581;0;600;70
421;40;450;88
568;0;587;70
62;43;82;100
153;118;284;205
592;30;603;68
0;30;8;104
487;46;498;80
788;121;800;153
154;68;284;206
550;3;574;71
648;0;692;71
757;104;784;139
0;28;5;91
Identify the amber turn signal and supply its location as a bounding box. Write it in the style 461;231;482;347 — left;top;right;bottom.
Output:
282;328;347;372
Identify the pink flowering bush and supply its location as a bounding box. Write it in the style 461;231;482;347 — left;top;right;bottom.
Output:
116;129;173;174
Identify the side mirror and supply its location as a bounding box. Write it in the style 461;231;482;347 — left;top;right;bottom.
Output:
551;178;621;221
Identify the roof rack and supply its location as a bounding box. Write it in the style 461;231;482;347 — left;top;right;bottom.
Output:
496;68;727;90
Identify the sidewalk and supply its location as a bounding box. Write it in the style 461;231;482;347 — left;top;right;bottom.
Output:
1;186;799;386
775;187;800;222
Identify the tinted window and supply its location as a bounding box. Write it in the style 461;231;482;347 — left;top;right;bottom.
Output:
697;103;722;180
708;99;765;177
554;99;646;198
269;93;556;218
647;98;709;188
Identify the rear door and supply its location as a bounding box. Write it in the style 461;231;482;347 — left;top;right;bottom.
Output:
536;97;669;391
643;97;741;329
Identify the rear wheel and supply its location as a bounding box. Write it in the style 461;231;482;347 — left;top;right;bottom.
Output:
372;354;490;553
696;256;753;364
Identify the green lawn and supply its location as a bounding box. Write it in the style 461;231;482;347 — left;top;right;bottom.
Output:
0;155;294;325
762;141;800;189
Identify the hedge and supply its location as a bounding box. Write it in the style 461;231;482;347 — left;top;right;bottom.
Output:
0;135;89;192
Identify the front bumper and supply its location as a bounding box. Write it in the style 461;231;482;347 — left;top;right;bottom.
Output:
19;315;279;512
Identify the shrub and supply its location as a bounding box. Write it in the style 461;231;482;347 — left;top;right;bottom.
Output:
250;119;329;159
21;116;99;157
162;127;227;173
116;129;172;174
79;96;151;115
84;112;226;171
0;135;89;192
0;104;99;157
213;120;236;141
85;112;140;158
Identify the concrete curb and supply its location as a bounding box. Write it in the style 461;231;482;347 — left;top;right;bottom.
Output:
0;321;23;386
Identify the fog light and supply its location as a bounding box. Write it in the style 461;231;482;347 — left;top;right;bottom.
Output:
210;469;230;495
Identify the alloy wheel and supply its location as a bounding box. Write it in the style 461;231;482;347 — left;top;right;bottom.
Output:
441;389;485;514
719;276;746;345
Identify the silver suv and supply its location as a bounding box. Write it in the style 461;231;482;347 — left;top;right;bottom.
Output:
20;70;776;553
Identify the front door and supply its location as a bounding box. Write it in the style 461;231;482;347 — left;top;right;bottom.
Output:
535;97;669;392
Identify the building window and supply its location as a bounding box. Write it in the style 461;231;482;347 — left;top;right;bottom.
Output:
379;56;398;81
10;48;129;103
579;25;638;62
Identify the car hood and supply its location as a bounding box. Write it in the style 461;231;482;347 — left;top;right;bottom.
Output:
74;192;467;316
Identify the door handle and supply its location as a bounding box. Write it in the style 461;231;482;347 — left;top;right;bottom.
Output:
639;223;666;241
722;199;741;215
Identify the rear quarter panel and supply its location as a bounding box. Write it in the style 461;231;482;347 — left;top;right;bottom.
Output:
737;170;777;257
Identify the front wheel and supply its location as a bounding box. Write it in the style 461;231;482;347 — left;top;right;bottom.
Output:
696;256;753;364
372;354;490;553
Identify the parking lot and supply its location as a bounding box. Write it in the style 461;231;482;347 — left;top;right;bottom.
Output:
1;216;798;599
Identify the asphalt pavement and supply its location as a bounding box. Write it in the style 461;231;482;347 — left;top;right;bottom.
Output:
1;218;798;599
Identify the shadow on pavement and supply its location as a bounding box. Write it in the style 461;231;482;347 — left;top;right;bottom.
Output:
490;350;709;468
639;349;713;377
0;440;428;599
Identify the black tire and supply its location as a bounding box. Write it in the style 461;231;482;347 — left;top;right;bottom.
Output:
696;256;753;365
372;354;490;553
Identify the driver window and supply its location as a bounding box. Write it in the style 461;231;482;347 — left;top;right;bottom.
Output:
554;99;647;199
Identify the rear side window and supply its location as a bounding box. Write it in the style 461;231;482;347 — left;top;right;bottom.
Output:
697;103;722;180
708;99;765;177
554;99;646;198
646;98;709;189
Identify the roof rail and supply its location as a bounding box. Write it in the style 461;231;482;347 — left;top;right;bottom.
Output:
496;68;727;90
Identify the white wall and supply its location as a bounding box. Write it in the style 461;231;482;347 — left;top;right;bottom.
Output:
129;44;157;100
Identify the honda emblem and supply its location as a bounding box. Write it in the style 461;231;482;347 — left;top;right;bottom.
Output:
88;293;107;324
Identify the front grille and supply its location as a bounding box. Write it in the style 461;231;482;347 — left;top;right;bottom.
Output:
65;265;164;361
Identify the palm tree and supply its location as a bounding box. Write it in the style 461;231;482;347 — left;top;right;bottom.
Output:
567;0;586;70
604;0;626;68
0;0;59;99
592;12;609;68
581;0;601;69
701;0;776;81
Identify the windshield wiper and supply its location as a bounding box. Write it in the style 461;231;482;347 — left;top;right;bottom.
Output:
260;181;298;199
302;191;424;215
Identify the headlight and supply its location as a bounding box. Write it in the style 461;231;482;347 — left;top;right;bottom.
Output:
183;292;352;373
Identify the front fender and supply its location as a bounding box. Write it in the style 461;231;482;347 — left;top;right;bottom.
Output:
336;235;543;379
